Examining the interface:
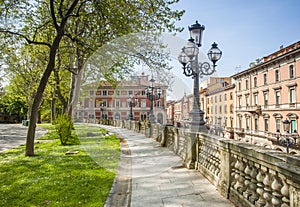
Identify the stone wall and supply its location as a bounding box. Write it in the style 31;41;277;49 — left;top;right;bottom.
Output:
100;119;300;207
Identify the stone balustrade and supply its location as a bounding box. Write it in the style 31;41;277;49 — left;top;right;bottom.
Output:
99;119;300;207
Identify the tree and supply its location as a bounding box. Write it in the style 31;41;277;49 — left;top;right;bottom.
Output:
0;0;184;156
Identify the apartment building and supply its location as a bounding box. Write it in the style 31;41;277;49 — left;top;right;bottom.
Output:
76;74;167;124
232;41;300;152
205;78;235;137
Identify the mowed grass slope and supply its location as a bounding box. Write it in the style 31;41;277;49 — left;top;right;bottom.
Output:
0;124;120;207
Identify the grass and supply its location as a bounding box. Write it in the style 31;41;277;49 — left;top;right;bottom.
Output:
0;124;120;207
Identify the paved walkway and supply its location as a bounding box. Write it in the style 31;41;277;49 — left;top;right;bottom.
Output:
101;125;234;207
0;124;47;152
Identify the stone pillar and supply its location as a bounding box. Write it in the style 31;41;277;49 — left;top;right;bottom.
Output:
184;131;197;169
218;139;231;199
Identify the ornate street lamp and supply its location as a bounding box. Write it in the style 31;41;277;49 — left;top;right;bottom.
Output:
128;95;138;120
178;21;222;131
146;78;162;123
275;119;299;153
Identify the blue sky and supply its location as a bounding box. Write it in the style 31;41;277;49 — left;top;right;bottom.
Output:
170;0;300;77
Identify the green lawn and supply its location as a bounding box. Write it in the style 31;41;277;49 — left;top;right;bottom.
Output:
0;124;120;207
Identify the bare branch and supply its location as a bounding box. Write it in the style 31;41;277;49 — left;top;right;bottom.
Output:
0;29;51;47
50;0;59;30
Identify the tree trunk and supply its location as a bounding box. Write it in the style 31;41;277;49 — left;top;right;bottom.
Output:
24;0;79;156
54;69;68;114
51;97;56;123
68;49;83;118
25;35;63;156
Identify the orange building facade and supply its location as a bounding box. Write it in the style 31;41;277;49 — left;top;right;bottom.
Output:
232;41;300;152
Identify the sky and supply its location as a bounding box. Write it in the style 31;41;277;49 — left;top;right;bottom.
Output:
162;0;300;100
170;0;300;76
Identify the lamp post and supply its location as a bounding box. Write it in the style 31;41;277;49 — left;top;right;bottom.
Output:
178;21;222;131
275;119;299;153
128;95;138;120
146;78;162;123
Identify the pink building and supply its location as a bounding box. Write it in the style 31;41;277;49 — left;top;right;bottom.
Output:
232;41;300;153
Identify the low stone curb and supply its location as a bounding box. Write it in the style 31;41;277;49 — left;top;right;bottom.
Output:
105;136;132;207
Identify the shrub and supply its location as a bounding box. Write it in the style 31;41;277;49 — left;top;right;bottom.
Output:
54;114;79;145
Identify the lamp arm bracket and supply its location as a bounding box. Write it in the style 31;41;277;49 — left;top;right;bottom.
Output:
183;64;195;77
199;62;215;76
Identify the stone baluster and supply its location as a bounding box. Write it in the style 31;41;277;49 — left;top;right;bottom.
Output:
249;163;259;204
255;166;266;207
262;168;273;207
243;160;252;199
233;157;246;194
233;157;241;190
271;173;282;207
238;159;246;194
230;155;237;188
210;146;217;172
280;176;290;207
215;149;220;176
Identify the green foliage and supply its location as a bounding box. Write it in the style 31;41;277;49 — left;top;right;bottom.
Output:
0;124;121;206
54;114;79;145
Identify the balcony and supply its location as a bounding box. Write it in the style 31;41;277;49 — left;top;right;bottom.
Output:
236;105;262;115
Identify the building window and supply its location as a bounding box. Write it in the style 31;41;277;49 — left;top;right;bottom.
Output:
141;99;146;108
275;70;280;82
219;95;222;102
291;120;297;133
275;91;280;105
254;93;258;106
156;100;161;107
219;106;222;113
246;117;250;130
276;118;281;131
254;118;258;131
115;90;120;96
224;94;227;101
89;100;94;108
264;119;269;131
128;90;133;95
103;90;107;96
215;96;217;102
115;100;120;108
224;105;227;113
141;90;146;96
238;96;242;107
289;65;295;79
254;77;257;87
246;79;249;90
238;82;241;91
290;88;296;103
230;92;233;100
211;97;213;103
230;104;233;113
245;95;249;107
90;90;94;96
102;100;107;107
263;74;267;85
141;114;147;121
264;92;268;106
239;116;242;129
